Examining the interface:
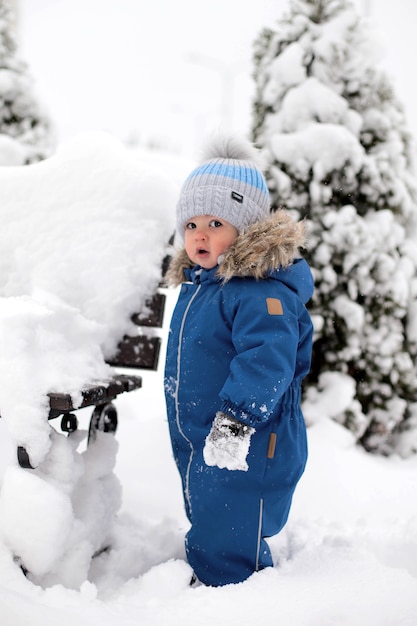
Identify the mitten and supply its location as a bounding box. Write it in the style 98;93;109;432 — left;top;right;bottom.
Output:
203;412;255;471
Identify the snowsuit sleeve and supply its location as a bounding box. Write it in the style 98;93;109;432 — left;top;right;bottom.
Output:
219;279;310;428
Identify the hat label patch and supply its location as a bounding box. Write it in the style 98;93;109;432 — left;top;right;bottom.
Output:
231;191;243;203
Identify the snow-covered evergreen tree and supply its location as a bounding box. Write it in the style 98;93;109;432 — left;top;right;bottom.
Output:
252;0;417;455
0;0;54;163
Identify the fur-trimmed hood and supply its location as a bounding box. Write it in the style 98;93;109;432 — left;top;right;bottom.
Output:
165;210;307;287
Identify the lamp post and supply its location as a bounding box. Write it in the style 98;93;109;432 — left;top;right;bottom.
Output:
185;51;245;130
362;0;372;16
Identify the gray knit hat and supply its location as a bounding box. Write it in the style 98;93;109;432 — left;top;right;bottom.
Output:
176;133;270;238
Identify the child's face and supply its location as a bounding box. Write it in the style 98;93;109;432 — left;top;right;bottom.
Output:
184;215;238;269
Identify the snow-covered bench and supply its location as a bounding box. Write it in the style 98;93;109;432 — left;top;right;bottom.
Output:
16;285;168;470
0;132;180;471
0;253;172;587
0;132;186;588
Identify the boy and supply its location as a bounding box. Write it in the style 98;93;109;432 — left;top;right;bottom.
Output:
164;133;314;586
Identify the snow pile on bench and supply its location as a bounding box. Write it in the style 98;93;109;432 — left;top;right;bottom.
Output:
0;132;178;588
0;131;177;467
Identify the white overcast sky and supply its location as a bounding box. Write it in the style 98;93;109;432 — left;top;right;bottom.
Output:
16;0;417;157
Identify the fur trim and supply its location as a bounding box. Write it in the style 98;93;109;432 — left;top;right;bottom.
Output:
165;248;193;287
165;210;307;287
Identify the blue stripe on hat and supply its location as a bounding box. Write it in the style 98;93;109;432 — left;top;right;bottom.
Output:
188;162;269;195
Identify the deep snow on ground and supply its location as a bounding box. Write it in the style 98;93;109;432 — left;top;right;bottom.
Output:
0;133;416;624
1;368;417;626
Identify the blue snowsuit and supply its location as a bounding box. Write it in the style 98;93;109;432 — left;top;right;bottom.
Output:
164;212;314;586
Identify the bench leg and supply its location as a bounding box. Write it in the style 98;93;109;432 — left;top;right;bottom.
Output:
17;446;34;470
16;413;79;469
87;402;118;445
60;412;78;434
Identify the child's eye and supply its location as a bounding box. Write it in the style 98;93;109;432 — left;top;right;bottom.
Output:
209;220;223;228
185;222;196;230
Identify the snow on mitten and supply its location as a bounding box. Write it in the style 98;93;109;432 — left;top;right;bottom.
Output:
203;412;255;471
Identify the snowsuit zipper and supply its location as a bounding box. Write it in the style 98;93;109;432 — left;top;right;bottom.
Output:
174;283;201;514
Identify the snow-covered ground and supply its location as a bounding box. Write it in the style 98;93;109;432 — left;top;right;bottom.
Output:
0;133;416;624
1;371;417;625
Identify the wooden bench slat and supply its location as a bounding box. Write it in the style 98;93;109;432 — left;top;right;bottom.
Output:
131;292;166;328
108;336;161;371
48;374;142;414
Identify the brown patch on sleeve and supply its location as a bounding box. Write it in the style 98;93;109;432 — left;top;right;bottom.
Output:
267;433;277;458
266;298;283;315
